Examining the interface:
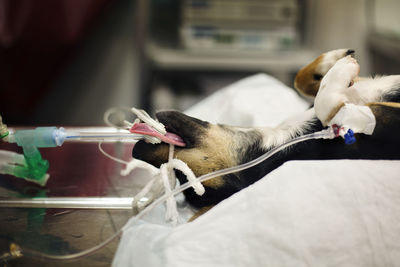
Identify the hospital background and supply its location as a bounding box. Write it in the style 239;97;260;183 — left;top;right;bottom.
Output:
1;0;400;126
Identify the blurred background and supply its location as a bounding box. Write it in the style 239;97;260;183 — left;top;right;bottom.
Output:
1;0;399;126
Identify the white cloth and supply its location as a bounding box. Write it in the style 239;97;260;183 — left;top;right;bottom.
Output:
113;73;400;267
114;160;400;267
185;73;310;127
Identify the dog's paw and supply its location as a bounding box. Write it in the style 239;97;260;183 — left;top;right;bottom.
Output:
323;56;359;88
334;55;360;80
314;56;360;125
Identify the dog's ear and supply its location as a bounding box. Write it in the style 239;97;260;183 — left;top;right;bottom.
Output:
294;55;324;99
294;49;355;99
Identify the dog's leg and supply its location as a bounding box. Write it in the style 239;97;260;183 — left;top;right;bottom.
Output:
314;55;360;125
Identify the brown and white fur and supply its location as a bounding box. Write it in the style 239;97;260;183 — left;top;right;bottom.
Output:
132;49;400;215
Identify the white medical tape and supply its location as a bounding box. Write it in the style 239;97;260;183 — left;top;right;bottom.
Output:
131;107;166;135
328;103;376;135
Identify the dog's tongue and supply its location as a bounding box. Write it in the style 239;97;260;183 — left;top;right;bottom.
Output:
130;123;186;147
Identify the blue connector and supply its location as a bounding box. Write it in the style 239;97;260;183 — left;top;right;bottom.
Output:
344;129;356;145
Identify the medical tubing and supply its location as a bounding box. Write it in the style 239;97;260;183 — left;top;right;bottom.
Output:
0;150;26;177
103;106;133;129
65;131;143;142
5;127;143;147
10;129;334;262
0;150;25;166
0;164;19;177
170;129;334;197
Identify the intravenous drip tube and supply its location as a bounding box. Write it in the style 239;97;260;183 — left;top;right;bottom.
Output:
5;127;143;146
0;150;25;166
64;131;143;142
5;128;336;262
0;197;134;209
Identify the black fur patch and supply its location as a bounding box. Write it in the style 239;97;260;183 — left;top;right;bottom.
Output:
382;85;400;103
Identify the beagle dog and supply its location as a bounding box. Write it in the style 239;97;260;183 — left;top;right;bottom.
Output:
132;49;400;214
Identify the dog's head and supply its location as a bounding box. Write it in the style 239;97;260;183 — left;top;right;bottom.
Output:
132;111;262;190
294;49;355;99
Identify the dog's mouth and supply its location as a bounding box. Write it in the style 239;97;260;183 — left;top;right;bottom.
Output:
132;111;210;166
130;111;209;149
130;122;186;147
156;111;209;148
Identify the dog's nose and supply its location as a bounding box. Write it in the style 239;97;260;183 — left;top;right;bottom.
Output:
346;49;355;56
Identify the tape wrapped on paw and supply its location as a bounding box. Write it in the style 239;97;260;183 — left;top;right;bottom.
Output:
328;103;376;135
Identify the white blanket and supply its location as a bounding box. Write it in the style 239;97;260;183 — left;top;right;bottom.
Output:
185;73;310;127
113;74;400;267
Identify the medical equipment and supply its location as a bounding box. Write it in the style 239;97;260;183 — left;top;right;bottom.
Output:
0;122;339;262
0;127;145;185
0;107;177;185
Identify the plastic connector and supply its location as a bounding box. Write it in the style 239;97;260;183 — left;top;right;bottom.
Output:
344;129;356;145
12;127;66;147
23;146;49;178
2;127;65;186
0;149;49;186
5;146;50;186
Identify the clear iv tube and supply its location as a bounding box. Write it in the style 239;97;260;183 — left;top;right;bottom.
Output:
64;131;143;142
13;129;335;262
170;129;334;198
0;150;25;166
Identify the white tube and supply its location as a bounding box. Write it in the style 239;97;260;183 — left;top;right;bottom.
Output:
0;150;25;166
0;164;16;176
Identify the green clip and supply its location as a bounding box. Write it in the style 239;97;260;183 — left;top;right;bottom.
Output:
0;131;9;139
11;146;49;186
